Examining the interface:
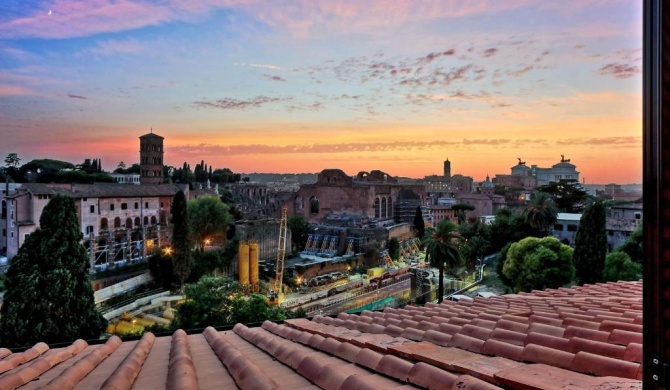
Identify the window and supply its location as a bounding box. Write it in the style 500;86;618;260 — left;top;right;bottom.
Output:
114;217;121;228
567;224;578;232
10;231;13;238
160;202;164;208
86;226;94;235
110;204;115;211
121;203;128;210
145;202;149;208
90;205;95;213
100;218;108;230
2;229;5;237
135;202;139;209
553;224;564;231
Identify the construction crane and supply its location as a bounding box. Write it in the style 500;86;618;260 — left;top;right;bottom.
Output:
270;207;288;304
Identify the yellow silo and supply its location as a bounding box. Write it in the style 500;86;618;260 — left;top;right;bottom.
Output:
238;242;250;286
249;241;259;292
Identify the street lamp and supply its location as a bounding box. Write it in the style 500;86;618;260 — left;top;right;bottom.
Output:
163;246;173;256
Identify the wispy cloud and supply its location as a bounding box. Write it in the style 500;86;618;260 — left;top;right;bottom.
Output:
87;38;144;56
194;95;288;110
597;63;641;79
67;94;87;99
556;136;641;146
262;74;286;82
250;63;282;70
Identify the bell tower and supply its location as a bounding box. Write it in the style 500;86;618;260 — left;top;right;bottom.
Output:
139;130;164;185
443;158;451;180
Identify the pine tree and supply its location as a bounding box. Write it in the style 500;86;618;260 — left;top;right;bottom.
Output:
171;190;192;291
573;201;607;284
0;195;105;347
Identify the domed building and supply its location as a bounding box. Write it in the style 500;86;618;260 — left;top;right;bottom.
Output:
532;155;580;186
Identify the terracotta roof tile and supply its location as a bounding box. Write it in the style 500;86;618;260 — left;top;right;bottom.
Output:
571;351;640;379
495;363;642;390
489;328;526;347
520;344;574;370
608;329;643;346
447;334;485;354
623;343;642;363
421;330;452;346
598;320;643;333
407;361;459;389
459;324;493;341
375;354;415;380
451;356;523;386
563;325;610;342
354;348;385;370
0;280;644;389
481;339;524;361
0;342;49;375
527;322;565;338
567;337;626;359
452;374;504;390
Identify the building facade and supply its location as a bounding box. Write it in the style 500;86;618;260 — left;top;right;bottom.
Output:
292;169;426;226
2;183;186;270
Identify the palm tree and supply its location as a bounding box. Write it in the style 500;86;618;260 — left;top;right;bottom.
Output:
467;235;490;269
423;219;461;303
524;192;558;236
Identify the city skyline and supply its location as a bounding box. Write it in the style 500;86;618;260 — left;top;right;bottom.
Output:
1;1;642;184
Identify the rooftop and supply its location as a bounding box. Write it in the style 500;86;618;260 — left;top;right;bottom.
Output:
0;280;642;389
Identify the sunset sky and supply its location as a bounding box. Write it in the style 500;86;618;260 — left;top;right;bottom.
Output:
0;1;642;184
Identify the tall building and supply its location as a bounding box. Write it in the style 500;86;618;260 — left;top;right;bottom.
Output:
139;131;164;185
443;158;451;180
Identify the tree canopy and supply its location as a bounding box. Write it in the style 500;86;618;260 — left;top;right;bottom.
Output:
524;192;558;236
287;215;310;252
501;236;574;292
172;277;303;329
537;179;589;213
388;237;400;260
602;251;641;282
188;195;232;251
0;194;105;347
452;203;475;224
573;201;607;284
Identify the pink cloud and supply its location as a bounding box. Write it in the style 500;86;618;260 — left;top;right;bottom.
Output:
0;84;34;96
0;0;536;40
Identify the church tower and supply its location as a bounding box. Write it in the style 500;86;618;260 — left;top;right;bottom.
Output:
139;131;164;185
443;158;451;180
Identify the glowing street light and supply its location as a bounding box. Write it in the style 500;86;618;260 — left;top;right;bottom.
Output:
204;238;212;246
163;246;173;256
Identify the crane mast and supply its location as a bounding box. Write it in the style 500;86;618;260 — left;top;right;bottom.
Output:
271;207;288;303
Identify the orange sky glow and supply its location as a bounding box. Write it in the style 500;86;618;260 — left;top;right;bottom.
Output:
1;1;642;184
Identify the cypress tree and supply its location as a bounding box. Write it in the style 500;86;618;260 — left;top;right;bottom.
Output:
171;190;192;291
0;195;105;347
573;201;607;285
413;206;425;240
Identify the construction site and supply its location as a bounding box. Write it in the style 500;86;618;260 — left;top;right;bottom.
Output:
97;202;485;337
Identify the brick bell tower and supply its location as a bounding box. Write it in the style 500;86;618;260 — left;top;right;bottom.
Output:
139;130;164;185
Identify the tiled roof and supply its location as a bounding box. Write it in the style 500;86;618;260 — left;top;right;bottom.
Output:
19;183;185;198
0;281;642;389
